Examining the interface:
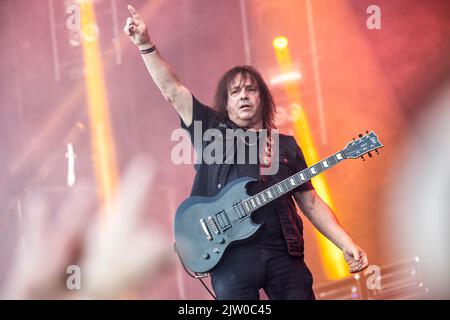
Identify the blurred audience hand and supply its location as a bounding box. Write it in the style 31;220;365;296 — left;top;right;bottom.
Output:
2;157;172;299
81;158;172;298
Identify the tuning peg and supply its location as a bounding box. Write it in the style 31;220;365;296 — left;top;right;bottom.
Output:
358;134;363;138
375;149;380;155
368;152;373;158
360;155;365;161
366;130;369;134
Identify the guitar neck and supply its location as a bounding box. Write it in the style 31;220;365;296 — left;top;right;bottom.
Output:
241;150;346;213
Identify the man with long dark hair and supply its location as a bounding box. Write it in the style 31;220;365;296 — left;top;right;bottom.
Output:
125;5;368;300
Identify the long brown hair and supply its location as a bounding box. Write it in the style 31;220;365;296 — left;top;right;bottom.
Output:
213;65;277;129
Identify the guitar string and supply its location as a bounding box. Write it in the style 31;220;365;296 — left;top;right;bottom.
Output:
221;153;341;223
208;137;380;230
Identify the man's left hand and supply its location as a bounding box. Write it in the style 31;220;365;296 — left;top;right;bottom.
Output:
343;244;369;273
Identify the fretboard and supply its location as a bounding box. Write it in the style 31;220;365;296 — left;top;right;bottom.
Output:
240;150;346;214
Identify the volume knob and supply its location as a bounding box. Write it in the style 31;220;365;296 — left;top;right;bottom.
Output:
202;253;210;260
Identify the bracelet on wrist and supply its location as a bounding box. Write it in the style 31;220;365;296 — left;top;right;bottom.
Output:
140;45;157;54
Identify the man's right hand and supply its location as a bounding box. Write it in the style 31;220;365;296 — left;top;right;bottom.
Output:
124;5;152;48
124;4;193;125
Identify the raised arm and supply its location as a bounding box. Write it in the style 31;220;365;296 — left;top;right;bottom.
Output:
124;5;193;126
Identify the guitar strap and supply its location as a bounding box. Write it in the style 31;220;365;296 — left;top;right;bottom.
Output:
217;161;232;190
259;129;273;182
216;120;238;188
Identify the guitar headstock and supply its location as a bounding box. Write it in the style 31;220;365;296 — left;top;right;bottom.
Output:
342;131;383;160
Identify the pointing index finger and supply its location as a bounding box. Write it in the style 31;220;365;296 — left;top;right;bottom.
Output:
127;5;141;19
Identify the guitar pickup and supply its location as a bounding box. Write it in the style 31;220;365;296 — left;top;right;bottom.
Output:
234;202;248;220
207;216;220;234
215;210;231;230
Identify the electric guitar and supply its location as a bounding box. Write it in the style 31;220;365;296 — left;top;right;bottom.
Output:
174;131;383;275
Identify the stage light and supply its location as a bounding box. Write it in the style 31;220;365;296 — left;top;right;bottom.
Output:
272;34;349;280
80;1;118;219
272;36;288;50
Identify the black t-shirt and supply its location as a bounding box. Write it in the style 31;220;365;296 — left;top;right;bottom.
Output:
180;95;314;254
225;131;286;249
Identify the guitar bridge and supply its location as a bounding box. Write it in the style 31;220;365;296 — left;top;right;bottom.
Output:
199;218;213;240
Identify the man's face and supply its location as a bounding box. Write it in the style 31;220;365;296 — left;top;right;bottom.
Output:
226;73;263;129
